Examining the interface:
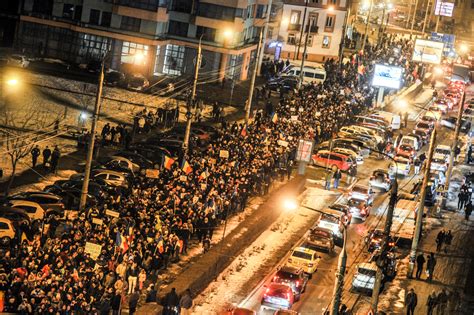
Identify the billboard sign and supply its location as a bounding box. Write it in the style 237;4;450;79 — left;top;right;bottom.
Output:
430;32;455;56
296;139;314;162
372;64;403;90
435;1;454;17
412;39;445;64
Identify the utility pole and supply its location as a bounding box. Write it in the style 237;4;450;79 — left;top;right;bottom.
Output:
79;59;105;210
330;228;347;315
298;14;313;90
409;0;419;36
361;0;373;52
246;30;263;124
371;177;398;312
296;0;309;60
422;0;432;34
183;37;202;152
408;128;436;278
338;0;351;68
435;14;441;33
256;0;273;75
406;0;413;29
377;2;387;42
442;92;466;208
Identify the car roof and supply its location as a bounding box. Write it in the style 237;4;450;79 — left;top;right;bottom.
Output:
435;145;450;150
311;226;334;234
357;262;378;271
373;169;388;174
93;169;125;176
278;265;303;274
433;154;446;159
321;208;344;217
9;200;44;209
353;184;370;190
0;217;13;224
293;246;316;255
268;282;292;291
14;192;61;199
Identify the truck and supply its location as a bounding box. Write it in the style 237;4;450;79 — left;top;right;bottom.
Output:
391;199;419;246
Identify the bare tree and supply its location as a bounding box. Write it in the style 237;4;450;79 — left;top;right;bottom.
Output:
0;103;60;195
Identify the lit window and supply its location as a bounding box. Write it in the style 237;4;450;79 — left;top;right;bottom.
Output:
322;35;331;48
163;44;185;75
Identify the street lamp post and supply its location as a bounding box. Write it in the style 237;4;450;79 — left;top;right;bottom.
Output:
79;59;105;210
296;0;309;61
408;128;437;277
409;0;419;36
338;0;352;69
361;0;373;52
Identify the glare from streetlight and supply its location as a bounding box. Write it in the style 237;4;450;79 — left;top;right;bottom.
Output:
134;52;145;64
281;17;289;26
397;99;408;109
6;78;19;86
328;5;335;12
459;44;469;54
434;67;443;75
223;29;234;39
283;199;298;211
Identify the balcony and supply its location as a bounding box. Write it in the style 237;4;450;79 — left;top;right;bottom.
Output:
287;23;301;31
306;25;319;33
112;4;168;22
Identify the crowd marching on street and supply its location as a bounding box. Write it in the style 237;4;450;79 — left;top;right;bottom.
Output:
0;34;434;314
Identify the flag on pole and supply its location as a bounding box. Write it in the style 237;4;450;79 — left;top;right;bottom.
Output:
240;125;247;137
271;112;278;123
181;159;193;174
115;231;129;253
199;169;209;180
164;155;175;170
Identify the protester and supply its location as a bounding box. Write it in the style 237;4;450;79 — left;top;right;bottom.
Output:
465;200;473;220
436;230;445;252
426;252;437;282
333;169;342;189
405;288;418;315
42;145;51;167
179;289;193;315
31;145;40;167
415;253;425;279
427;290;437;315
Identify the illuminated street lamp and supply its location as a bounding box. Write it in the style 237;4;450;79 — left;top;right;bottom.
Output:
6;78;19;86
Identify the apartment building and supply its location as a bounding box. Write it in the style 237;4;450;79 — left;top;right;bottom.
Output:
266;0;347;63
16;0;269;80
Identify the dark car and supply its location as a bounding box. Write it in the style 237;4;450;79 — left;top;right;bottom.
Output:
272;266;309;300
5;192;65;213
126;73;150;91
44;180;106;200
267;76;299;92
105;70;125;87
129;143;170;164
328;203;352;225
365;229;395;252
412;130;429;146
304;226;335;252
115;151;155;169
411;180;437;206
0;207;31;229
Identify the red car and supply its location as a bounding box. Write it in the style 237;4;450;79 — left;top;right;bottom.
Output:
311;150;353;171
396;144;416;158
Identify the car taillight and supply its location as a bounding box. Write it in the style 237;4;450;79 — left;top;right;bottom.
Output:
296;280;300;287
389;242;395;246
273;276;278;281
264;288;270;296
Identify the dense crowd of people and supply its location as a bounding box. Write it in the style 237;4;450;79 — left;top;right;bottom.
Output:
0;35;424;314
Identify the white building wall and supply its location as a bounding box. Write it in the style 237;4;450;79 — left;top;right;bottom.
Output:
276;3;346;62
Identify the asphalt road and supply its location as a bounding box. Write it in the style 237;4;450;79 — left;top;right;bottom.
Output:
239;89;459;314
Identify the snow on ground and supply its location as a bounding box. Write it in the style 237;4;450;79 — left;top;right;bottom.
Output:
193;186;340;314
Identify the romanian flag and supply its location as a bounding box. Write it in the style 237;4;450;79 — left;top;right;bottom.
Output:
271;112;278;123
240;125;247;137
199;170;209;180
157;236;164;254
164;155;175;170
357;65;365;75
181;160;193;174
115;231;129;253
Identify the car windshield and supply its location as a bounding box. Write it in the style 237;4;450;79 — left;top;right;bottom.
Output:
352;186;368;194
292;250;312;260
435;148;450;155
267;286;290;299
320;213;338;223
417;123;430;129
432;158;445;164
358;267;376;277
311;229;331;238
349;199;364;207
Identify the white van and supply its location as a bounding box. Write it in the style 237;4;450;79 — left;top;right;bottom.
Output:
286;66;326;84
371;111;401;130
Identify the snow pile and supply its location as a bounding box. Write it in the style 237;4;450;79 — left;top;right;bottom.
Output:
193;187;339;314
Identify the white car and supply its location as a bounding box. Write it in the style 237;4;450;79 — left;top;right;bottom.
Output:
390;156;411;176
352;262;382;293
110;156;141;173
7;54;30;68
0;218;15;246
8;200;46;222
93;170;128;188
426;106;443;120
431;154;448;172
400;135;420;151
317;211;344;235
369;169;392;191
434;145;451;161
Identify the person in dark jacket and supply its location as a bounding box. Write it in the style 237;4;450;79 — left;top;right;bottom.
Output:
128;289;140;315
31;145;40;167
42;146;51;167
162;287;179;315
465;200;473;220
333;169;342;189
111;290;122;315
426;253;437;282
145;285;158;303
50;146;60;172
405;288;417;315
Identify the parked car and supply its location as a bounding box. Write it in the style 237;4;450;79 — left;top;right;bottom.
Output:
369;169;392;191
364;229;395;252
7;54;30;68
304;226;335;252
399;135;420;151
8;200;47;223
433;99;452;113
272;266;309;301
348;184;374;205
441;117;471;133
127;73;150;91
261;283;295;311
347;198;371;221
412;130;429;146
430;154;448;172
266;75;300;92
104;69;126;87
71;170;129;189
5;192;65;213
434;145;451;160
426;106;443;120
396;144;416;159
415;121;434;133
0;207;31;230
316;211;344;236
351;262;382;294
311;150;353;171
0;218;15;246
328;203;352;225
390;155;412;177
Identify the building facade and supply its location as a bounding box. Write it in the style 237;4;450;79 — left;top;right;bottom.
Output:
16;0;269;80
266;0;347;63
